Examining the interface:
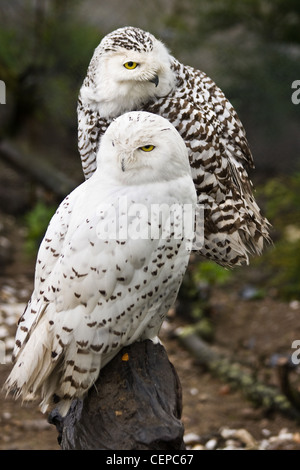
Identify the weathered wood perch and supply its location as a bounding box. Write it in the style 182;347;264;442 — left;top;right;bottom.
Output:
49;340;185;450
0;140;78;198
176;328;300;422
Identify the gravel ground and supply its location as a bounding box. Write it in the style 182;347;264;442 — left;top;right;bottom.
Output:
1;280;300;450
1;213;300;450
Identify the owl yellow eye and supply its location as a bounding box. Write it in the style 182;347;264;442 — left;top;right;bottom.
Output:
139;145;155;152
124;61;138;70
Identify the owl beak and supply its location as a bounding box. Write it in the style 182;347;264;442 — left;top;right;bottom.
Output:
149;74;159;87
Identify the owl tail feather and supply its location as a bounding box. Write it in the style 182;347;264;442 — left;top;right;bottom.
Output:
4;315;60;404
44;348;122;417
39;344;103;417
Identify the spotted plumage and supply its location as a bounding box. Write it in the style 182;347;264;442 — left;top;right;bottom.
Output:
78;26;271;267
5;112;196;416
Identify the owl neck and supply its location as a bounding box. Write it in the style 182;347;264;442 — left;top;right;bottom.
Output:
89;91;154;120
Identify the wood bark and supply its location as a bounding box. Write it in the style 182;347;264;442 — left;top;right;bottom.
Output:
49;340;185;450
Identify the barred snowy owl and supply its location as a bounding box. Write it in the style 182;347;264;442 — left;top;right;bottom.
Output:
5;111;196;416
78;26;270;267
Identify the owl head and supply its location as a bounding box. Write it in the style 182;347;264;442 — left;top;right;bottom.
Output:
96;111;190;185
79;27;175;118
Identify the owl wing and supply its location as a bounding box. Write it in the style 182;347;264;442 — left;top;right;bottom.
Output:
77;94;111;180
190;65;254;169
144;64;270;266
44;190;192;356
6;182;193;412
11;185;85;360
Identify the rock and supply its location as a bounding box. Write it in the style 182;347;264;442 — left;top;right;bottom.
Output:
205;438;217;450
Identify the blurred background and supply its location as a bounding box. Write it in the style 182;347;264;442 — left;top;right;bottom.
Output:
0;0;300;450
0;0;300;299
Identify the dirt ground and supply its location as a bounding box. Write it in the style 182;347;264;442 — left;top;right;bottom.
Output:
1;214;300;450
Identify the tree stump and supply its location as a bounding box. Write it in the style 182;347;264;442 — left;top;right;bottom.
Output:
49;340;185;450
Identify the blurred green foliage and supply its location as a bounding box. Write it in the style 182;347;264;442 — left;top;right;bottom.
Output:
255;173;300;299
0;0;299;303
24;202;56;256
0;0;299;172
0;1;101;139
178;260;232;340
263;176;300;227
166;0;300;300
166;0;300;172
191;0;300;44
194;260;232;286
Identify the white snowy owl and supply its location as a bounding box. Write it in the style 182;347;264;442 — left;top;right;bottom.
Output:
78;26;271;267
5;111;197;416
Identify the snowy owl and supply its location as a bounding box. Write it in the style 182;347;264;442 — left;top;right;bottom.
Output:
5;111;197;416
78;26;271;268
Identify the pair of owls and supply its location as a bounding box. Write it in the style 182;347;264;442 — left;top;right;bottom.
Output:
5;27;270;416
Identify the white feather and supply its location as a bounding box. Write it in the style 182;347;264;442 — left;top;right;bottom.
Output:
5;111;196;416
77;26;271;267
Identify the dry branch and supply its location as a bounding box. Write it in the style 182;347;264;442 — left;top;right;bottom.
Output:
0;140;78;198
176;328;300;422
